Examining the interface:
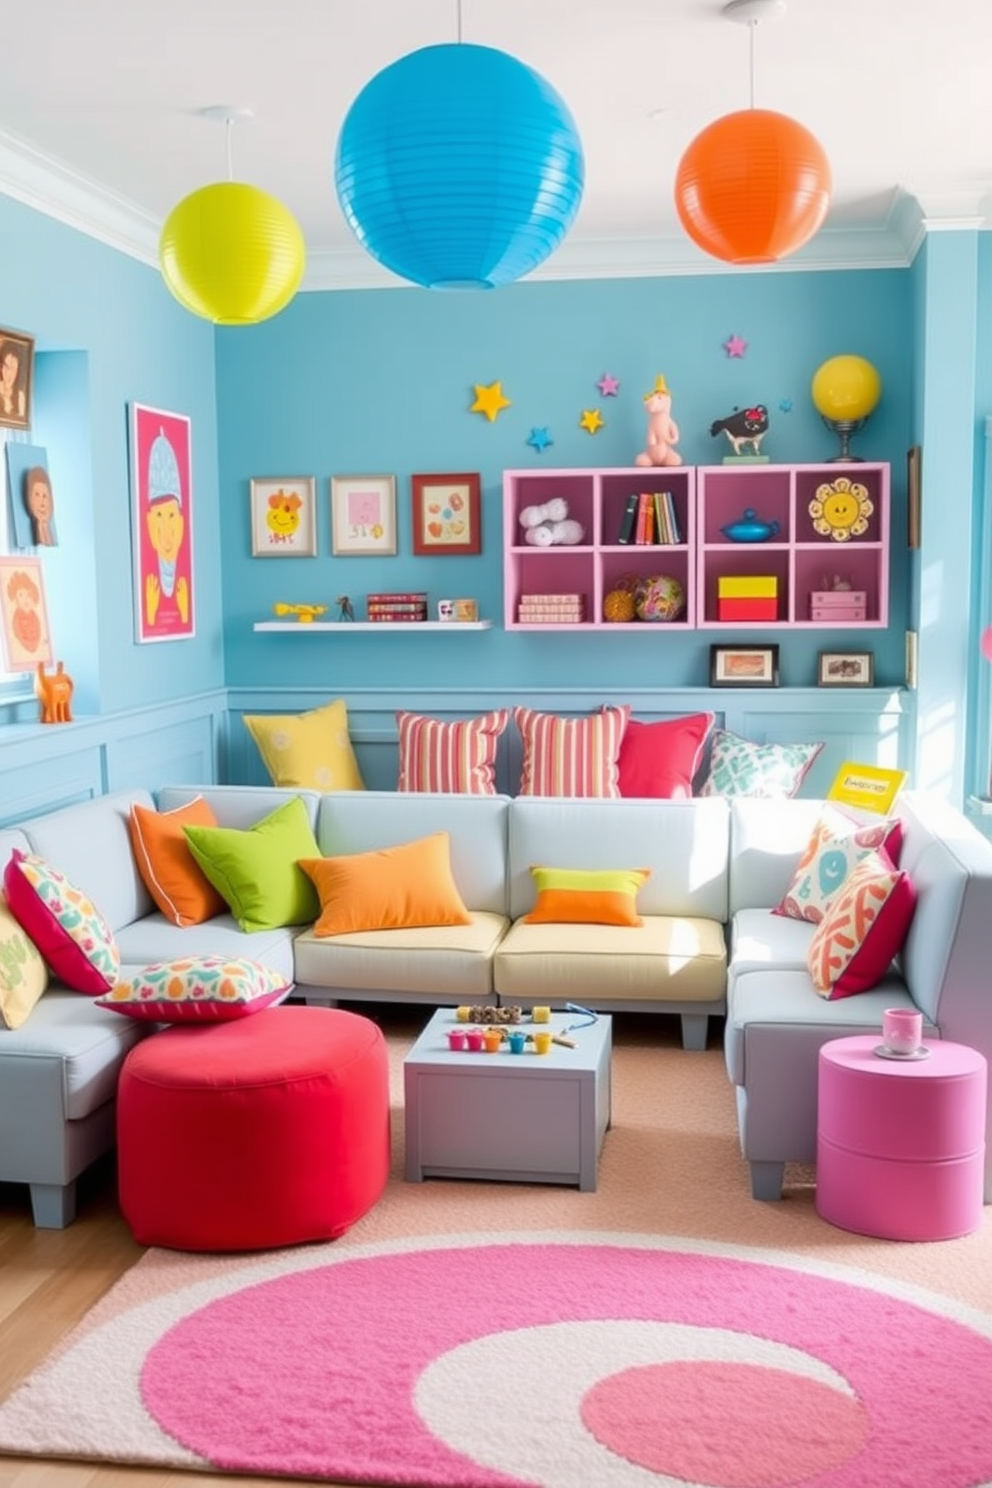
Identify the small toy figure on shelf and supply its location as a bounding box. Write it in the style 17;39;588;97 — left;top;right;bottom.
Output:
709;404;770;458
336;594;355;621
35;661;73;724
635;376;682;468
272;602;328;624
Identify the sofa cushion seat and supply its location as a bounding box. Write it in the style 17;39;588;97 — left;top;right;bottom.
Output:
114;913;298;985
494;915;727;1004
293;910;510;1001
724;967;923;1087
0;988;150;1125
728;908;814;986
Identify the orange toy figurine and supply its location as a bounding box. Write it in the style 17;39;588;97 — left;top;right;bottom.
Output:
35;661;74;724
635;375;683;468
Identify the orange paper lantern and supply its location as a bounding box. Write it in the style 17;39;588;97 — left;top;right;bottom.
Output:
674;108;831;264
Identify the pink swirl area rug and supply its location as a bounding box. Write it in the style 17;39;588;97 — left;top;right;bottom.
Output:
1;1230;991;1488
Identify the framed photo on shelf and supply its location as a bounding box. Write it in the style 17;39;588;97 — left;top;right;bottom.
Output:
249;477;317;557
411;472;481;556
330;474;397;556
709;643;779;688
818;650;874;687
129;403;194;644
0;326;34;431
907;444;922;550
0;555;53;671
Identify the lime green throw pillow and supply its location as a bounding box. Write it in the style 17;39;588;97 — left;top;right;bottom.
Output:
183;796;320;932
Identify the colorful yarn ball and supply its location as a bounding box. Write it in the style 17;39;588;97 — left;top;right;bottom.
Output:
634;574;686;623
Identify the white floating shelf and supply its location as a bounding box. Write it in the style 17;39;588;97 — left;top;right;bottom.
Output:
253;620;493;632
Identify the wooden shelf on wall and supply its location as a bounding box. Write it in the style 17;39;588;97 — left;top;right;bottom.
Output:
253;621;494;633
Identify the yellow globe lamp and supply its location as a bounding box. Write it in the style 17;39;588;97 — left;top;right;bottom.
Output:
159;181;306;326
811;354;882;462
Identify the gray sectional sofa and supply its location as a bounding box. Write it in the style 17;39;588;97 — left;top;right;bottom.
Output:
2;782;990;1226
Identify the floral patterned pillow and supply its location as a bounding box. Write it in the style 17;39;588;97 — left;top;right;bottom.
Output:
97;956;290;1023
3;849;120;994
695;729;822;799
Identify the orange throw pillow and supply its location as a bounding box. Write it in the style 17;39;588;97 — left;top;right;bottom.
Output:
129;798;228;928
299;832;472;937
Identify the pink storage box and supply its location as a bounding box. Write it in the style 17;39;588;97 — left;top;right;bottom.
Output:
810;589;867;622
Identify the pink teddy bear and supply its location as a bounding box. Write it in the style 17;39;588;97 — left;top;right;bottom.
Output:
635;378;683;468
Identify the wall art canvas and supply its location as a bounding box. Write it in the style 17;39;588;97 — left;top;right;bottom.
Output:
5;444;56;548
0;555;53;671
129;403;194;643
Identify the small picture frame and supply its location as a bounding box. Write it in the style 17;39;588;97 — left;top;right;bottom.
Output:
330;474;397;556
411;472;481;556
249;477;317;557
818;650;875;687
0;327;35;431
907;444;922;550
709;643;780;687
0;555;54;671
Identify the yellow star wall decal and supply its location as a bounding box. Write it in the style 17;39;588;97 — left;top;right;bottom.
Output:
579;408;604;434
471;380;511;422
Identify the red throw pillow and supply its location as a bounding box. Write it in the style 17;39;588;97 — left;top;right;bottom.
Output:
615;712;714;799
807;851;917;999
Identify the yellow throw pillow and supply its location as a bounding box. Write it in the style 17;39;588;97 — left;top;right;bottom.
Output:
243;699;366;791
299;832;472;937
523;866;651;927
0;892;48;1028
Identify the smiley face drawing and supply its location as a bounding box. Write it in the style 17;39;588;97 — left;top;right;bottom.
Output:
817;846;849;898
808;478;873;542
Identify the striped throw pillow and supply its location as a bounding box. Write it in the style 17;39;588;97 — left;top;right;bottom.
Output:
514;705;631;797
396;709;509;794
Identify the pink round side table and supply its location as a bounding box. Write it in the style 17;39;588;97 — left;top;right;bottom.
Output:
816;1034;987;1241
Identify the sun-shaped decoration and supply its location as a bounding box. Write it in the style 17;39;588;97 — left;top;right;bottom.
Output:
808;478;873;542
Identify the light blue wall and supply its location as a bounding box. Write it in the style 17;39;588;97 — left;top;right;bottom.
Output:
217;269;913;693
0;193;223;716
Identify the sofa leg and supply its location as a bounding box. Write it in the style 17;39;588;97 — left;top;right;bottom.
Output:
30;1180;77;1228
749;1161;785;1202
680;1013;708;1051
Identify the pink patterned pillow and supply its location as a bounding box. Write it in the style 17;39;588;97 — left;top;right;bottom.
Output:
514;705;631;797
807;851;916;999
96;956;290;1023
3;849;120;995
396;709;509;794
774;805;904;924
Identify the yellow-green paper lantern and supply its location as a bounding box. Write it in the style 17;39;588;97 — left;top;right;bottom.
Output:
159;182;305;325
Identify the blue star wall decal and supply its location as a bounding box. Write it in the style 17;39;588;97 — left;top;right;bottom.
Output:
779;398;793;413
527;427;554;453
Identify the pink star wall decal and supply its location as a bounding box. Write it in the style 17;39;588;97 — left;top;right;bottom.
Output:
597;373;620;397
723;334;748;358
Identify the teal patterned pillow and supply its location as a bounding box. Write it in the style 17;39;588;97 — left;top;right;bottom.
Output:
696;729;822;799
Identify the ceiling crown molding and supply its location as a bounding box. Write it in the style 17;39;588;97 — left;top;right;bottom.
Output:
0;126;983;293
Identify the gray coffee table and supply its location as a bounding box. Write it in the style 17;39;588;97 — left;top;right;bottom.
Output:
403;1008;612;1191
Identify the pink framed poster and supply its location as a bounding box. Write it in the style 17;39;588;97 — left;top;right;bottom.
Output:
129;403;194;643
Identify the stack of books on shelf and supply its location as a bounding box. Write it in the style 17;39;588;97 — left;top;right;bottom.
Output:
365;592;428;622
617;491;682;545
517;593;586;624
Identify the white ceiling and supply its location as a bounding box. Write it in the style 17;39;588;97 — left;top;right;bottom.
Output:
1;0;991;290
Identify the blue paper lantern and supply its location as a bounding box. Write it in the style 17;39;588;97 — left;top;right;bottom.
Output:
334;43;584;290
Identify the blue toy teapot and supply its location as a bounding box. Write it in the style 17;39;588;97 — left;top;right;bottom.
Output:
720;508;781;543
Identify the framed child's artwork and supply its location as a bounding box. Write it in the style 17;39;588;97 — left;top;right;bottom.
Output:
0;556;53;671
129;403;195;643
330;474;397;556
249;477;317;556
411;472;481;555
709;643;779;687
0;327;34;431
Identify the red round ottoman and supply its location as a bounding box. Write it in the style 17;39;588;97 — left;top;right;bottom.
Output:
117;1006;390;1251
